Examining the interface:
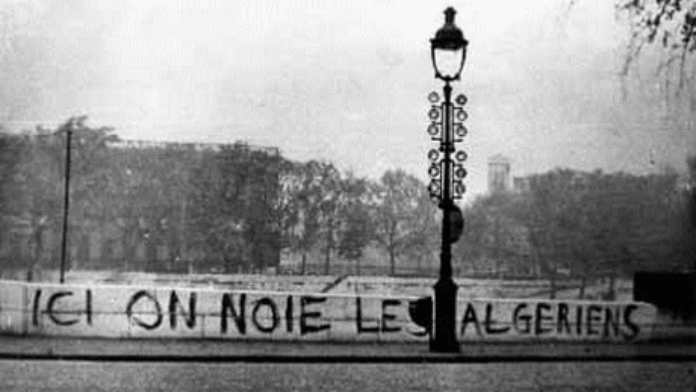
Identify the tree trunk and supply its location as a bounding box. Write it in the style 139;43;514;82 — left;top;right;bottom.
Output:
122;222;137;271
301;252;307;275
179;199;187;272
253;240;264;273
324;244;331;276
578;273;587;300
27;219;46;282
324;220;332;276
606;272;617;301
549;258;557;300
145;240;157;272
577;258;589;300
389;247;396;276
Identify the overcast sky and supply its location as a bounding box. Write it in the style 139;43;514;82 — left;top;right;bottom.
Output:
4;0;696;199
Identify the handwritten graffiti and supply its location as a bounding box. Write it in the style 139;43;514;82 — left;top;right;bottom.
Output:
125;290;198;331
32;289;93;327
126;290;162;330
299;296;331;334
27;288;426;338
218;294;331;335
355;297;403;334
458;301;641;341
20;285;653;342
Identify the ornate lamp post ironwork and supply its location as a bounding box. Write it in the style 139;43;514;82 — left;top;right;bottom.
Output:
427;6;468;353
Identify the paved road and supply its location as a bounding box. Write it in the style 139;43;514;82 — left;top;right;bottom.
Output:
1;336;696;391
1;360;695;391
3;336;696;361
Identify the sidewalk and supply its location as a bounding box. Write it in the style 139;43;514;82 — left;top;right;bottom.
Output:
1;336;695;362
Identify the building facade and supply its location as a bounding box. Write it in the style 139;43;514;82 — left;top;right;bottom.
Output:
488;154;512;193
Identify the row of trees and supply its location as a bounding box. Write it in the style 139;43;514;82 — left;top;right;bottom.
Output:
0;117;441;277
2;117;694;284
0;117;281;276
278;159;696;285
459;164;696;297
276;162;439;275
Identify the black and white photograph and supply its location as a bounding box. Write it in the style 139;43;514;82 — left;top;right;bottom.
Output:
0;0;696;390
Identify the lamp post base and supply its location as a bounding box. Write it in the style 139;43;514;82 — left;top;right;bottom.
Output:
431;277;459;353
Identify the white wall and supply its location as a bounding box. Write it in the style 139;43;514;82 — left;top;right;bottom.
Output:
0;280;657;343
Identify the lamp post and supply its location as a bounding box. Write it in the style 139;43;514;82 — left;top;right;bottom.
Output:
59;124;73;284
427;7;468;353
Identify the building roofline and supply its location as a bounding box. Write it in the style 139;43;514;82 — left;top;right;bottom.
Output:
106;139;280;156
488;154;511;164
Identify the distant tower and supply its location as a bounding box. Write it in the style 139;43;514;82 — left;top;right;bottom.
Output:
488;154;511;193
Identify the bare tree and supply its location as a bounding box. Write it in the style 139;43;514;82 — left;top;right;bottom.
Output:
372;170;433;276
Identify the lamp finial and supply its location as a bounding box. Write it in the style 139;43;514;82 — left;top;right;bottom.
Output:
444;7;456;24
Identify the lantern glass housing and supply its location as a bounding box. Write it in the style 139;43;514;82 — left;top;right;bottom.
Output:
431;7;468;82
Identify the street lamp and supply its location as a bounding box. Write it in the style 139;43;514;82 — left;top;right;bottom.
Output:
430;7;468;83
427;6;468;353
